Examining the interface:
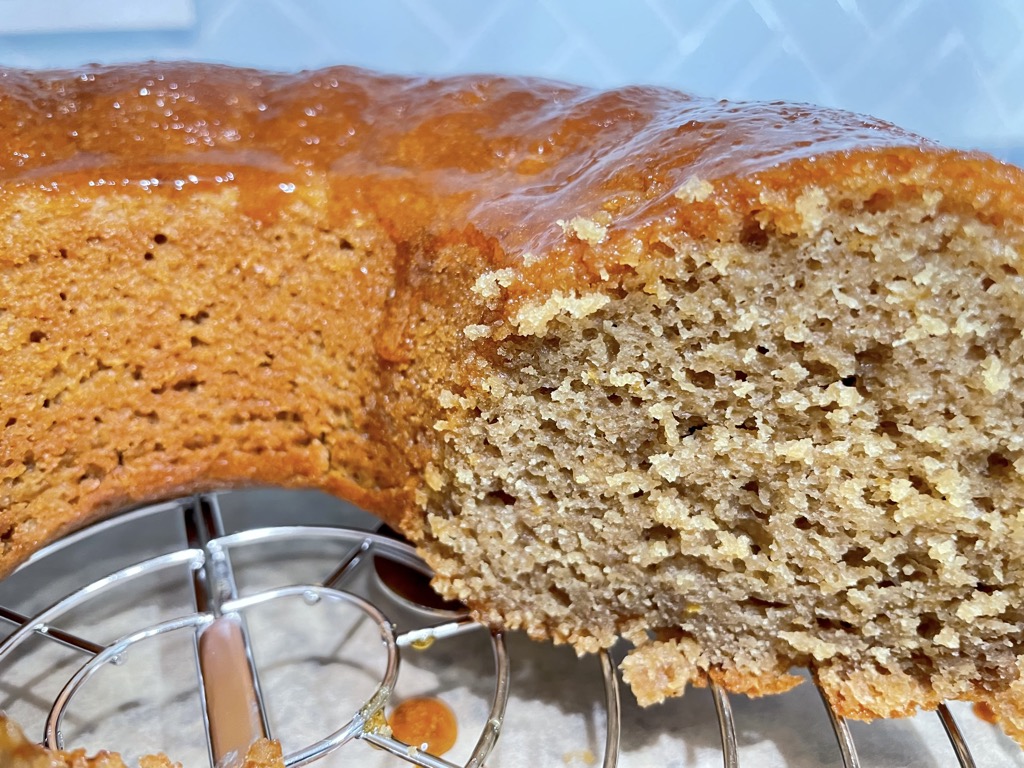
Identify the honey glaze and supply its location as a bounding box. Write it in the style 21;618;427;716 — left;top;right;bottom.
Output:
6;62;1017;308
388;697;458;756
973;700;998;725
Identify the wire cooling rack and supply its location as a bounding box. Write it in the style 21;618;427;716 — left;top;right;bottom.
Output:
0;491;1021;767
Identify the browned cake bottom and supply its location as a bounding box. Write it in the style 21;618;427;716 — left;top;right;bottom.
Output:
0;715;283;768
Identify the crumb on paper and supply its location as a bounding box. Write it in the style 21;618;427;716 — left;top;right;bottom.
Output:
562;747;597;765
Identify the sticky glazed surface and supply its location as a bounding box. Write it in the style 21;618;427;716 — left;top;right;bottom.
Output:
2;64;1024;735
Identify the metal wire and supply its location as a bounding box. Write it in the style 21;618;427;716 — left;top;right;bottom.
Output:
600;649;621;768
817;685;862;768
708;679;739;768
185;494;271;767
937;704;978;768
0;605;104;656
0;493;1013;767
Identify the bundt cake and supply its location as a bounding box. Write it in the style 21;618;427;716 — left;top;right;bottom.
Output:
2;63;1024;744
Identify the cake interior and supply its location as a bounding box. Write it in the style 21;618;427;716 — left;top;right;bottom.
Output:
421;183;1024;716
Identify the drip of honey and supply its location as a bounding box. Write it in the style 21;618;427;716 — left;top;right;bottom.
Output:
974;700;998;725
388;697;458;756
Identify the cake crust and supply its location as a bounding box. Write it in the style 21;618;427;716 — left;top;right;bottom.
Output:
2;63;1024;745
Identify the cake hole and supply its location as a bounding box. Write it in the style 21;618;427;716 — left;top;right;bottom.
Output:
28;330;47;343
975;496;995;513
143;252;154;261
549;585;572;608
854;344;890;368
841;546;871;568
153;233;168;245
745;596;787;610
179;310;210;325
649;241;675;259
816;617;855;632
864;189;895;214
133;410;159;424
739;216;769;250
987;452;1012;476
643;524;676;543
79;463;106;482
804;359;835;379
794;516;811;531
967;344;988;361
907;474;939;498
687;370;716;389
485;490;517;507
879;420;900;438
916;613;941;640
685;421;708;437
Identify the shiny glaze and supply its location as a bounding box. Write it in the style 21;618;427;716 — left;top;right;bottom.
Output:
3;63;1022;306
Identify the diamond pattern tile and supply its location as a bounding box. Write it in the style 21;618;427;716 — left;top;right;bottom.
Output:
0;0;1021;153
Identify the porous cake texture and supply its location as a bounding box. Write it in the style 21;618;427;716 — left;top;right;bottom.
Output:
1;64;1023;743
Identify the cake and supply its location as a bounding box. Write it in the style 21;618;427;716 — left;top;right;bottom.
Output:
0;714;283;767
2;63;1024;746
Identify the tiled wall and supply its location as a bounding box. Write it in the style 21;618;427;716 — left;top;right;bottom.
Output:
0;0;1021;158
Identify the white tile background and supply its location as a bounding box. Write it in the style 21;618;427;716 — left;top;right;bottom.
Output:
0;0;1021;161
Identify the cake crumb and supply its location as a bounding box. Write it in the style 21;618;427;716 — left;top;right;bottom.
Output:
982;356;1009;393
472;268;516;299
559;214;610;246
562;748;597;765
674;176;714;203
511;291;610;336
794;187;829;232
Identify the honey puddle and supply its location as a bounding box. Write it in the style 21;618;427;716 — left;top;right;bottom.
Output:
388;697;458;756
